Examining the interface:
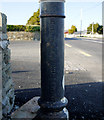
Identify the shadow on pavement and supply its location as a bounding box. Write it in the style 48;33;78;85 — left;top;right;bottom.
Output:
15;82;104;120
65;82;104;120
12;70;33;73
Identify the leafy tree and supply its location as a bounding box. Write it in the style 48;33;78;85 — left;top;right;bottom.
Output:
68;29;73;34
97;25;103;34
93;23;99;33
87;23;103;34
87;24;93;34
68;25;77;34
26;8;40;25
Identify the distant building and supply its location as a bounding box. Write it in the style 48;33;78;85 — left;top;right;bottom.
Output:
64;31;68;34
74;30;87;36
64;30;68;34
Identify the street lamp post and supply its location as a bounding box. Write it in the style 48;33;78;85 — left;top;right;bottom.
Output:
35;0;69;119
92;22;94;35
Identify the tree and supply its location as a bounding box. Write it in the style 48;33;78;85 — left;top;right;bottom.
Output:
97;25;103;34
26;8;40;25
87;23;103;34
93;23;99;33
68;25;77;34
87;24;92;34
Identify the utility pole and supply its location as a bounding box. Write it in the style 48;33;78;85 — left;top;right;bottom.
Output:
103;1;104;37
35;0;69;120
92;22;94;34
80;8;82;37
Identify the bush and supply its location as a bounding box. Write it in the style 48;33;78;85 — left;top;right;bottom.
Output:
25;26;40;32
7;25;26;31
7;25;40;32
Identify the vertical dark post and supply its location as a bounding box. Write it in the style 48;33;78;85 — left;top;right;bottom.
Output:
36;0;69;119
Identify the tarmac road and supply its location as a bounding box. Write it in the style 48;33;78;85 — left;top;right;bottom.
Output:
9;38;104;119
10;38;102;89
65;37;102;85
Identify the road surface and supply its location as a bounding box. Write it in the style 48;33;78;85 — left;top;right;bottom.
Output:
9;37;102;89
65;37;102;85
9;37;103;119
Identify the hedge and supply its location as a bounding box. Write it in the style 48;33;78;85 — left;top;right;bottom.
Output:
25;26;40;32
7;25;40;32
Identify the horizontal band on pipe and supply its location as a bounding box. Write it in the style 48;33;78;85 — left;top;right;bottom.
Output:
39;0;65;2
40;15;65;18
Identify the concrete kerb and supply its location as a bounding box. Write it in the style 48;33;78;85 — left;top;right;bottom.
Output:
11;97;40;119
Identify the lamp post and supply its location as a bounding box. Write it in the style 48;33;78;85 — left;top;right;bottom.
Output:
35;0;69;119
92;22;94;35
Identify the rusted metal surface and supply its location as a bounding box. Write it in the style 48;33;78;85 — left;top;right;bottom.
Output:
35;1;69;120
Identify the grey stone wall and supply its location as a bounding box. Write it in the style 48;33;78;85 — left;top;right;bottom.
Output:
0;12;15;118
0;47;2;119
7;31;40;41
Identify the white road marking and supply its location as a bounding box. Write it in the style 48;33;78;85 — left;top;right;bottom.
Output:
65;44;72;48
83;39;102;44
79;50;92;57
65;43;92;57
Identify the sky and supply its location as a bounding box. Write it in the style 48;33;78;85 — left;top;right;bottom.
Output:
0;1;103;31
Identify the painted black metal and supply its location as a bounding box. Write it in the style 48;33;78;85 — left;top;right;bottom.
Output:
40;2;65;16
40;14;65;18
35;1;68;120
